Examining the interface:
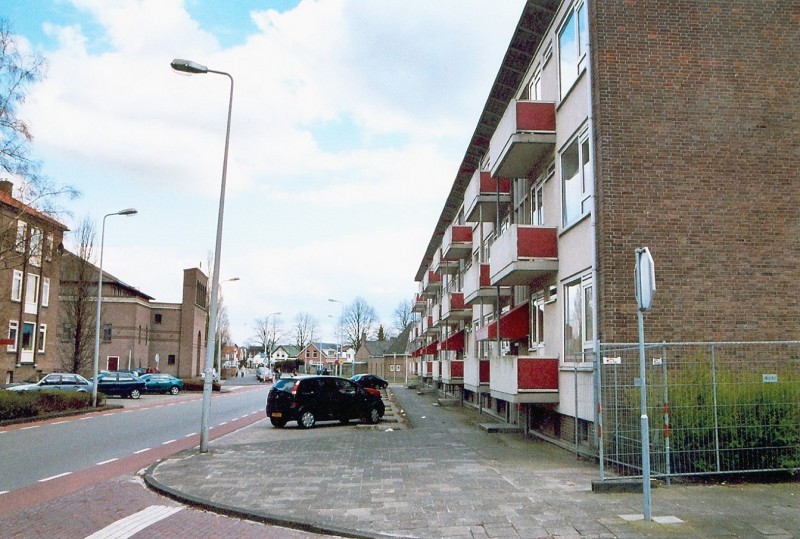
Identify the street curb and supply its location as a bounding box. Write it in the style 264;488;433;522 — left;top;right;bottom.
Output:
142;459;390;539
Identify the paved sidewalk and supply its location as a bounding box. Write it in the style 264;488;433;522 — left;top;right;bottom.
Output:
146;386;799;538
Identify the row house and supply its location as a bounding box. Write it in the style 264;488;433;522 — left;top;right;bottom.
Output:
1;180;68;384
411;0;799;451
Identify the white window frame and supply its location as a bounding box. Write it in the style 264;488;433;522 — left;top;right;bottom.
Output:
558;0;589;98
38;324;47;353
529;66;542;100
7;320;19;352
561;128;593;228
11;270;23;302
29;227;43;267
42;277;50;307
530;292;546;348
15;221;26;253
24;273;40;315
563;273;593;364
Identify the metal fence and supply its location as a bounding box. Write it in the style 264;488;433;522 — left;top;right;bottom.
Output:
597;341;800;479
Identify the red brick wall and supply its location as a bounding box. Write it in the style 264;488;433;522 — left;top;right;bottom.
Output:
591;1;800;342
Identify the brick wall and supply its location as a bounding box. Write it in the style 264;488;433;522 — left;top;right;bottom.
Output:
591;0;800;342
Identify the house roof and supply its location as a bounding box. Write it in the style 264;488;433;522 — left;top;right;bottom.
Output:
414;0;559;281
0;188;69;232
60;250;155;301
274;344;301;356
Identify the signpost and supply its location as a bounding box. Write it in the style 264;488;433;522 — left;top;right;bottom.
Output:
635;247;656;521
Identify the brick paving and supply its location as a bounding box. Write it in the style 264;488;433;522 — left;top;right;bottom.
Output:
146;386;800;538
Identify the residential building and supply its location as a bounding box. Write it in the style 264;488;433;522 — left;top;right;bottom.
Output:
0;180;68;383
411;0;800;451
356;325;411;383
60;254;210;379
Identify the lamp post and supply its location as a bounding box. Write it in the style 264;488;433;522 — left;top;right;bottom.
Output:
92;208;138;408
328;298;347;376
170;58;234;453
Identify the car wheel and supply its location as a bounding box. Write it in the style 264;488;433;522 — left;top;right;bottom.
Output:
364;406;381;424
130;389;141;399
270;417;287;428
169;386;179;395
299;410;316;429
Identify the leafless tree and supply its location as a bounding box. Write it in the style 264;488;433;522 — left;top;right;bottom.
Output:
393;299;413;336
292;312;317;349
58;217;97;374
341;297;377;351
0;19;77;241
253;313;283;359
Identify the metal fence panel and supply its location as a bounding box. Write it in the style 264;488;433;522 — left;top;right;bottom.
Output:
598;342;800;479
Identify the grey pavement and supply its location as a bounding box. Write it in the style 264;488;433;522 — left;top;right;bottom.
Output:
145;385;800;538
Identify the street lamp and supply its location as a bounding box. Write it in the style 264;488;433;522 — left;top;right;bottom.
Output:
216;277;240;375
92;208;138;407
170;57;234;453
328;298;348;376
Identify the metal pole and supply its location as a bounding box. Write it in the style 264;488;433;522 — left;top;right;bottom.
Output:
200;69;234;454
91;214;109;408
638;308;652;521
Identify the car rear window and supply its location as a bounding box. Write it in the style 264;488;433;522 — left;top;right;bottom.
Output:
273;379;298;392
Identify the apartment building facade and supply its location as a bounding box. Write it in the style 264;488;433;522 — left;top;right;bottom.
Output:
1;180;68;384
411;0;800;450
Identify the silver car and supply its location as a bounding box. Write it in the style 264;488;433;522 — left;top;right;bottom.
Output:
5;372;94;392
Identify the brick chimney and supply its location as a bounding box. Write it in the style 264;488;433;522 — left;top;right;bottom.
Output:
0;179;13;196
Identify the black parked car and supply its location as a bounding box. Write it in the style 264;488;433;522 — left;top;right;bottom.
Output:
95;371;146;399
350;373;388;390
265;375;385;429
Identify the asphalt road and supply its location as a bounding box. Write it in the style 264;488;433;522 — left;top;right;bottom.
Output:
0;384;267;494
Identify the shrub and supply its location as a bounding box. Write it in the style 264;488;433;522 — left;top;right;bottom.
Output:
0;390;101;422
182;378;221;392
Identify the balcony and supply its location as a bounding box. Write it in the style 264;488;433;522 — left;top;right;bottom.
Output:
431;301;443;329
412;293;426;313
421;315;437;337
476;303;529;341
432;247;459;275
490;356;559;403
464;170;511;223
463;263;510;305
438;329;465;352
442;225;473;260
490;225;558;286
421;270;441;297
441;293;472;322
489;101;557;178
442;359;464;383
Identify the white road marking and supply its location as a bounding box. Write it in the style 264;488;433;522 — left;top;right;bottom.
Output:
21;425;39;430
161;439;176;445
84;505;183;539
96;458;119;466
0;490;9;495
133;448;150;454
39;472;72;482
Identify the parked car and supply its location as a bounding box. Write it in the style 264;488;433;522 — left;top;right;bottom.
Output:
5;373;93;393
94;371;146;399
116;368;147;377
350;373;389;390
139;373;183;395
256;366;271;383
200;368;219;382
265;375;385;429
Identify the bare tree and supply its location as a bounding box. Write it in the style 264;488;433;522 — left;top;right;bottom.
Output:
58;217;96;374
292;312;317;349
393;299;412;336
253;313;283;360
0;19;77;234
341;297;377;351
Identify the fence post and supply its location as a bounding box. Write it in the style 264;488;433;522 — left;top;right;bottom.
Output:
662;341;671;486
711;344;721;473
596;345;604;480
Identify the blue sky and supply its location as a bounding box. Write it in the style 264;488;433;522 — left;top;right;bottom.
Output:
4;0;524;345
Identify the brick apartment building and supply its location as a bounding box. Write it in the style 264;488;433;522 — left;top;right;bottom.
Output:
60;253;211;379
410;0;799;449
0;180;68;384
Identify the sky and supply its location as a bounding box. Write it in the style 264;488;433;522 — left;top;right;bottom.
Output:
4;0;525;346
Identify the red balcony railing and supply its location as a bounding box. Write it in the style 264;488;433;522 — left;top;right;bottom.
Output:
464;170;511;223
442;225;473;260
489;101;557;178
490;225;558;286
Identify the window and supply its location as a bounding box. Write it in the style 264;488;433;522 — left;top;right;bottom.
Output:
38;324;47;353
7;321;18;351
61;323;73;343
11;270;23;302
102;324;112;343
168;354;176;365
154;313;162;324
530;293;546;347
529;67;542;100
24;273;39;314
561;130;592;227
563;275;593;363
15;221;26;253
45;233;54;262
558;1;588;98
42;277;50;307
513;178;532;225
21;322;35;353
531;181;544;226
29;227;42;267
